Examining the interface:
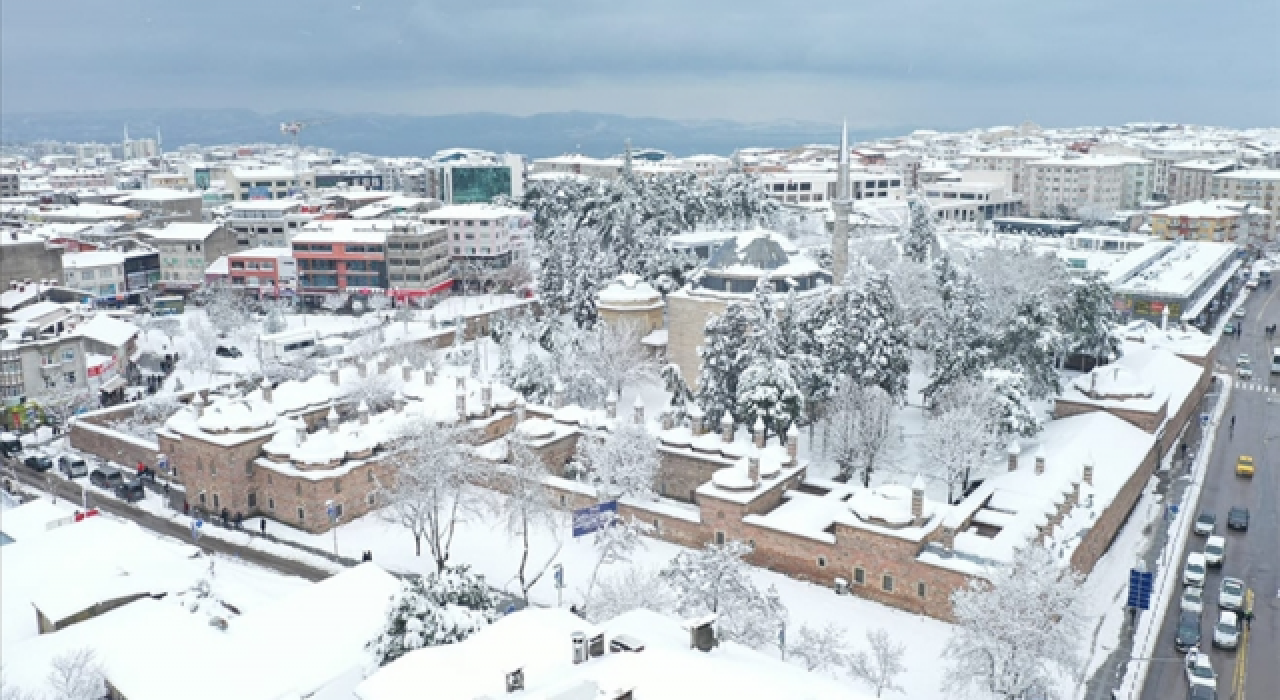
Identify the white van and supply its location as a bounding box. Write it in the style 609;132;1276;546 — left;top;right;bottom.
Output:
1183;552;1207;587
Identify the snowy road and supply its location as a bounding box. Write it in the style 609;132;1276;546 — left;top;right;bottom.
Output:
1142;280;1280;700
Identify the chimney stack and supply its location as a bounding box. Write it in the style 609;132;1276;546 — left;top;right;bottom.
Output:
752;417;765;448
357;400;370;425
456;389;467;419
747;454;760;485
605;391;618;420
424;364;435;385
661;408;674;431
401;359;412;381
515;396;526;423
295;423;307;445
481;382;493;418
571;632;588;665
1034;447;1046;475
455;375;466;391
1083;457;1094;486
327;403;340;433
941;526;956;550
720;413;734;443
392;391;405;413
1007;440;1021;471
552;380;566;409
633;397;645;425
261;383;273;403
329;362;341;386
358;361;368;379
786;423;799;463
689;405;705;436
191;392;206;417
911;474;925;524
377;356;390;375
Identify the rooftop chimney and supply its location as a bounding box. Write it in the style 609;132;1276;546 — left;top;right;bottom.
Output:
661;408;674;431
720;413;734;443
357;400;370;425
515;396;526;423
1083;457;1094;486
401;359;412;382
552;380;566;409
261;383;273;403
572;631;588;665
377;356;390;375
633;397;645;425
392;391;405;413
327;403;340;433
605;391;618;420
424;364;435;385
505;669;525;693
688;616;718;652
456;389;467;419
689;405;705;436
786;423;799;463
358;361;368;379
329;362;340;386
1034;447;1046;475
481;382;493;418
747;454;760;485
911;474;925;524
752;417;765;448
455;375;466;391
1007;440;1021;472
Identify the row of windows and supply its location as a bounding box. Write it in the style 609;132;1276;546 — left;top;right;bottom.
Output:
230;261;275;270
292;244;385;253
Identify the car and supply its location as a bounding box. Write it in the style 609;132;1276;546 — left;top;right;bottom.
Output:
1238;362;1253;379
57;454;88;478
89;465;125;490
1236;355;1250;367
1218;577;1244;610
1185;650;1217;689
1213;610;1240;650
1223;322;1235;334
1183;552;1207;587
1232;308;1246;319
1246;278;1259;289
114;479;146;503
215;345;242;358
1190;683;1217;700
1226;507;1249;531
1181;586;1205;614
22;453;53;472
1193;512;1215;535
1203;536;1225;567
0;431;22;458
1175;609;1202;651
1235;455;1254;477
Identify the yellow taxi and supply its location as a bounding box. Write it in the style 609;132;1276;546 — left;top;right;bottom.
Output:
1236;455;1255;477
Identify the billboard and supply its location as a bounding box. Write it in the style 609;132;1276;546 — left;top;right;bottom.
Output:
248;186;272;200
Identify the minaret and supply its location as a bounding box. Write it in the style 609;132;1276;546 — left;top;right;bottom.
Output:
623;138;634;177
831;121;851;285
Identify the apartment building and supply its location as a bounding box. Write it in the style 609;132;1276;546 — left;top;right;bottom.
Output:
423;204;532;292
1;230;65;291
386;223;451;301
0;169;19;197
963;149;1056;195
1026;155;1151;219
227;248;297;299
921;174;1022;223
1210;169;1280;235
0;302;88;413
1141;142;1238;196
62;251;126;298
758;168;905;206
45;168;108;189
225;200;316;248
138;223;239;292
1168;160;1238;203
1149;201;1240;242
291;221;390;304
222;166;314;201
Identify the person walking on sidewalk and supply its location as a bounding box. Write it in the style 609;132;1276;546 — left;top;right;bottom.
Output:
260;517;267;536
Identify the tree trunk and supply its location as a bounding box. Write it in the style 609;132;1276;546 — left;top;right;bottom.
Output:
518;522;531;602
414;534;421;557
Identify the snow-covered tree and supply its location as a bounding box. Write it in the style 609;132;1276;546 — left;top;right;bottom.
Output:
184;316;220;382
848;628;908;697
900;198;936;264
581;320;659;398
696;302;756;426
508;353;557;405
500;440;562;603
920;400;1000;503
580;515;647;613
262;300;289;334
45;648;105;700
28;382;93;429
943;545;1086;699
822;381;898;487
806;272;910;400
922;255;991;403
575;421;659;500
367;566;498;667
110;392;181;440
787;623;850;673
203;282;250;337
982;370;1043;438
992;291;1062;399
583;564;677;624
347;371;397;413
1057;276;1121;365
734;280;804;441
660;541;787;650
660;363;695;423
379;420;484;570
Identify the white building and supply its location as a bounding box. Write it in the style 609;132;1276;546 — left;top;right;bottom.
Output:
921;171;1022;223
225;200;315;248
1210;169;1280;235
963;148;1058;195
61;251;126;298
422;204;533;290
1026;155;1153;220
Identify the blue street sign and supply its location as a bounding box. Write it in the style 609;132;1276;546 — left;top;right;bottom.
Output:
572;500;619;538
553;564;564;589
191;518;203;542
1200;412;1210;427
1127;569;1154;610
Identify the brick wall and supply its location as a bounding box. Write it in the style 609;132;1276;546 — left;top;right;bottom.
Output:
658;447;733;503
1053;397;1167;433
70;421;160;472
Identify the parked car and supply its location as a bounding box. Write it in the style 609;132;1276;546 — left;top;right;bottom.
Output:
1235;455;1254;477
1236;353;1251;365
22;453;53;472
1203;536;1225;567
1185;651;1217;689
57;455;88;478
1232;308;1246;319
1238;362;1253;380
1226;507;1249;531
1181;587;1205;614
1190;683;1217;700
1183;552;1207;587
1213;611;1239;650
0;432;22;458
1175;609;1202;651
89;465;125;490
215;345;242;358
1193;512;1216;536
1223;322;1235;334
114;479;146;503
1218;577;1244;611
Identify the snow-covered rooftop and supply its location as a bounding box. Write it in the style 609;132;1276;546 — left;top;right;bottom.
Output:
1112;241;1237;298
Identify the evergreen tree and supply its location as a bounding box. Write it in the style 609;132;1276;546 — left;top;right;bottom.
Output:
923;255;992;403
367;566;498;667
696;302;757;426
661;362;695;422
509;353;557;404
993;291;1062;399
1057;276;1122;364
900;198;936;264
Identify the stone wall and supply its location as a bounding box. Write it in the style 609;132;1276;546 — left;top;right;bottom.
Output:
665;292;727;391
657;447;733;503
69;421;160;472
1071;441;1158;574
1053;397;1167;433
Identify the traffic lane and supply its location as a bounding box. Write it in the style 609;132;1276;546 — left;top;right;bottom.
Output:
1141;386;1270;700
1232;398;1279;699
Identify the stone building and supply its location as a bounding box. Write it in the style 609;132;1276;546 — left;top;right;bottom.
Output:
0;230;65;291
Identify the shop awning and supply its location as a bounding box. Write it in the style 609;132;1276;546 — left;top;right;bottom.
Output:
99;376;127;392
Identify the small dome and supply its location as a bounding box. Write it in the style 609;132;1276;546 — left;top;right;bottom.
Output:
706;235;791;271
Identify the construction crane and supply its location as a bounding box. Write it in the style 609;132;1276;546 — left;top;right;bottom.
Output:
279;118;332;154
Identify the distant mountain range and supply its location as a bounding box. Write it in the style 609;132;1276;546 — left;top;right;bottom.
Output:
0;109;883;159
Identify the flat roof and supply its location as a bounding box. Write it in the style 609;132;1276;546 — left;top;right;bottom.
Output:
426;204;527;220
62;251;125;268
1152;201;1240;219
1114;241;1238;298
138;222;221;241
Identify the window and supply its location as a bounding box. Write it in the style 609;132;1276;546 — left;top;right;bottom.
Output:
653;519;661;533
296;482;302;495
199;491;207;505
853;567;865;585
714;531;725;545
213;493;221;509
367;492;376;506
268;497;275;511
247;492;257;508
917;582;927;598
64;372;76;385
817;556;827;568
334;479;342;493
882;574;894;593
297;507;305;521
62;349;75;362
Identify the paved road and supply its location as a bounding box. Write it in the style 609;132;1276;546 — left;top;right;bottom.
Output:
1142;276;1280;700
3;463;332;582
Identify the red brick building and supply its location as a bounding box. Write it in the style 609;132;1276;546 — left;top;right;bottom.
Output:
291;221;389;306
227;247;296;299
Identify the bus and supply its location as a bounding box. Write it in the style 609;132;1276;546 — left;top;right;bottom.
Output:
1272;347;1280;375
261;328;319;363
153;296;185;316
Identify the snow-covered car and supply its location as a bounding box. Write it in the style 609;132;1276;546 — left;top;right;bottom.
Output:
1183;552;1207;587
1236;353;1250;366
1185;651;1217;689
1181;587;1205;614
1233;308;1246;319
1218;577;1244;611
1238;362;1253;380
57;454;88;478
1213;611;1239;650
1204;536;1225;567
1193;512;1215;535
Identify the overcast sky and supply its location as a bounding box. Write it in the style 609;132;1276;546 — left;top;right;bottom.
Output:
3;0;1276;130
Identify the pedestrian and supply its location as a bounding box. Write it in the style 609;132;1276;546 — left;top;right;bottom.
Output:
260;517;267;535
220;507;230;526
234;512;243;530
183;500;189;516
